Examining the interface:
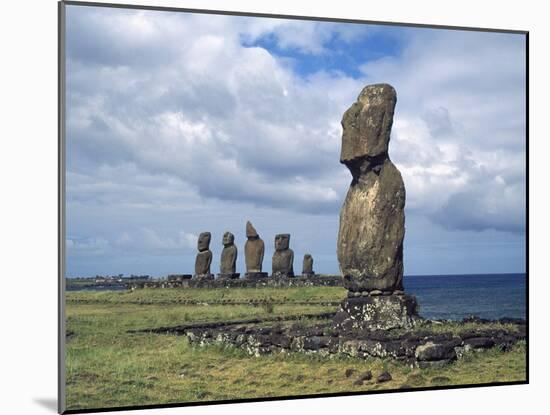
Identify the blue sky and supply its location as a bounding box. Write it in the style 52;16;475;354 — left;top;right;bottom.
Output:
65;5;527;278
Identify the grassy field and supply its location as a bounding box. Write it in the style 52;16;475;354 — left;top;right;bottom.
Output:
65;287;526;411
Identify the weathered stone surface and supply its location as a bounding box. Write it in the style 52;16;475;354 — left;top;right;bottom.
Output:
194;232;213;278
358;370;373;381
244;221;265;273
218;273;240;279
302;254;315;277
131;274;342;288
272;234;294;278
151;315;525;365
219;231;238;275
376;372;392;383
337;83;405;292
414;341;457;362
244;272;269;279
332;294;418;331
463;337;495;349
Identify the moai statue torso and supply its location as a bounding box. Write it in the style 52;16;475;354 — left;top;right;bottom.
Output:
244;221;265;274
337;83;405;293
302;254;314;277
194;232;213;279
219;231;239;278
272;234;294;277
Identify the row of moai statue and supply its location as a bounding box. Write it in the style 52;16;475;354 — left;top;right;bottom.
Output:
194;221;315;280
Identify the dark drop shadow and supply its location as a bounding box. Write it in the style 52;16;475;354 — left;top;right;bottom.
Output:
34;398;58;413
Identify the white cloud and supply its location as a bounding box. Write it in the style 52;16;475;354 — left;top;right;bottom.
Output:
360;30;526;232
65;6;526;276
66;237;109;256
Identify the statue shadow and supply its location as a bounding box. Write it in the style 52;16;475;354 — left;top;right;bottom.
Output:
34;398;57;412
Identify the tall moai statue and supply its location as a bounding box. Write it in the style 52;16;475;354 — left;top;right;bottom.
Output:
244;221;267;278
302;254;315;277
333;84;418;331
194;232;213;279
218;231;239;279
272;234;294;278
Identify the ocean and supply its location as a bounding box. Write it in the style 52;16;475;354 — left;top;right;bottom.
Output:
405;273;526;321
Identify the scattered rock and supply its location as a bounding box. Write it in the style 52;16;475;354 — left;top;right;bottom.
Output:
353;379;364;386
377;372;392;383
345;368;356;378
358;370;373;381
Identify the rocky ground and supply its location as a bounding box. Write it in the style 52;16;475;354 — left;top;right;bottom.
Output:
145;314;525;368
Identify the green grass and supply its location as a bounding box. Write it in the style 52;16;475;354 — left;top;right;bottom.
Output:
67;286;347;304
65;287;526;411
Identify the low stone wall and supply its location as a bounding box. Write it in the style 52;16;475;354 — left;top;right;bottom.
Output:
145;316;526;367
129;275;343;289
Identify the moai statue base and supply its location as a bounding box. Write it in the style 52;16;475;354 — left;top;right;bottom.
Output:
218;273;240;279
194;273;215;280
245;272;268;279
332;292;419;332
272;271;295;278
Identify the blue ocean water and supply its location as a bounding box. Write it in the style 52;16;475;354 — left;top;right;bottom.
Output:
404;273;526;321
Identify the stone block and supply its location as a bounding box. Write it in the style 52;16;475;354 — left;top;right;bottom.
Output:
332;294;419;331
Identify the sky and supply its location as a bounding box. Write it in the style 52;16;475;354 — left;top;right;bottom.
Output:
64;5;527;278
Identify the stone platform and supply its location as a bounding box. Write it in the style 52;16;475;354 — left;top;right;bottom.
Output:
332;294;419;331
128;275;343;289
244;272;269;279
217;273;240;279
142;315;526;366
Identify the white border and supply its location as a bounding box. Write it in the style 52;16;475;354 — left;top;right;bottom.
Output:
1;1;545;414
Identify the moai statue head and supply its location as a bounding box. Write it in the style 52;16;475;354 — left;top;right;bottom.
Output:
340;84;397;172
246;221;259;240
222;231;235;247
274;234;290;251
197;232;211;252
